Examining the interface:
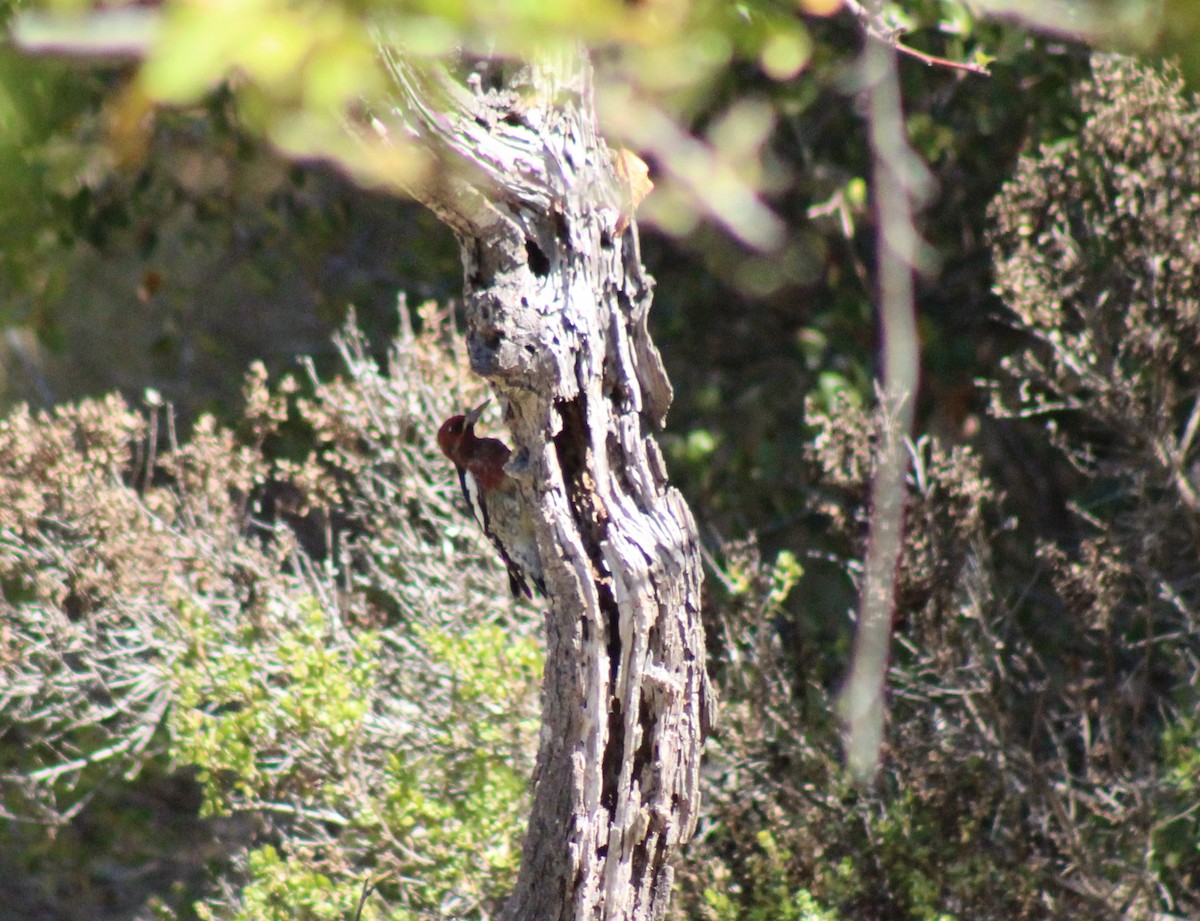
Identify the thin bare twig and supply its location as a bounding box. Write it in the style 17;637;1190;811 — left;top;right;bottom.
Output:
843;0;991;76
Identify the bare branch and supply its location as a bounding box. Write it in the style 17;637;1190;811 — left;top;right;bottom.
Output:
835;22;931;783
843;0;991;76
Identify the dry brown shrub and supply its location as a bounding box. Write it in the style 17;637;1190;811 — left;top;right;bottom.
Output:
0;300;542;919
984;52;1200;918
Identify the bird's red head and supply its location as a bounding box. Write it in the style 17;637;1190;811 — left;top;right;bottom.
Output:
436;401;488;461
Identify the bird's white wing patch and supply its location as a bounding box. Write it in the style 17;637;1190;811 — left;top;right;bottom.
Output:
460;469;488;532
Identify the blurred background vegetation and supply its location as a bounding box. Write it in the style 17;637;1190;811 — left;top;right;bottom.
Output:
2;0;1200;919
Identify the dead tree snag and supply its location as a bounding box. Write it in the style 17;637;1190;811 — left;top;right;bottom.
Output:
376;44;713;921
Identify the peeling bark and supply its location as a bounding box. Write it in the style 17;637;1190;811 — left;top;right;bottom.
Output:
376;44;713;921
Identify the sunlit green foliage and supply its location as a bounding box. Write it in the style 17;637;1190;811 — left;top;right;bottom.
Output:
175;613;543;919
701;830;843;921
204;845;365;921
364;624;541;913
169;600;379;816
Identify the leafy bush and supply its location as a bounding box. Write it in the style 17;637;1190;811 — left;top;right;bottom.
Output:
677;413;1036;921
676;53;1200;921
0;303;542;919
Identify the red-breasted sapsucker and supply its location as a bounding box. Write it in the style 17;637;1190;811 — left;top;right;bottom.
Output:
437;402;546;598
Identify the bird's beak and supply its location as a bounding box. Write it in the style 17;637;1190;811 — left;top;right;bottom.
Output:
464;400;490;428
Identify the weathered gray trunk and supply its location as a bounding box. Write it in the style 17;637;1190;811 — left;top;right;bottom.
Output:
376;45;712;920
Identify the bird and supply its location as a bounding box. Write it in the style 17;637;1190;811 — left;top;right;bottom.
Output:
437;401;546;598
